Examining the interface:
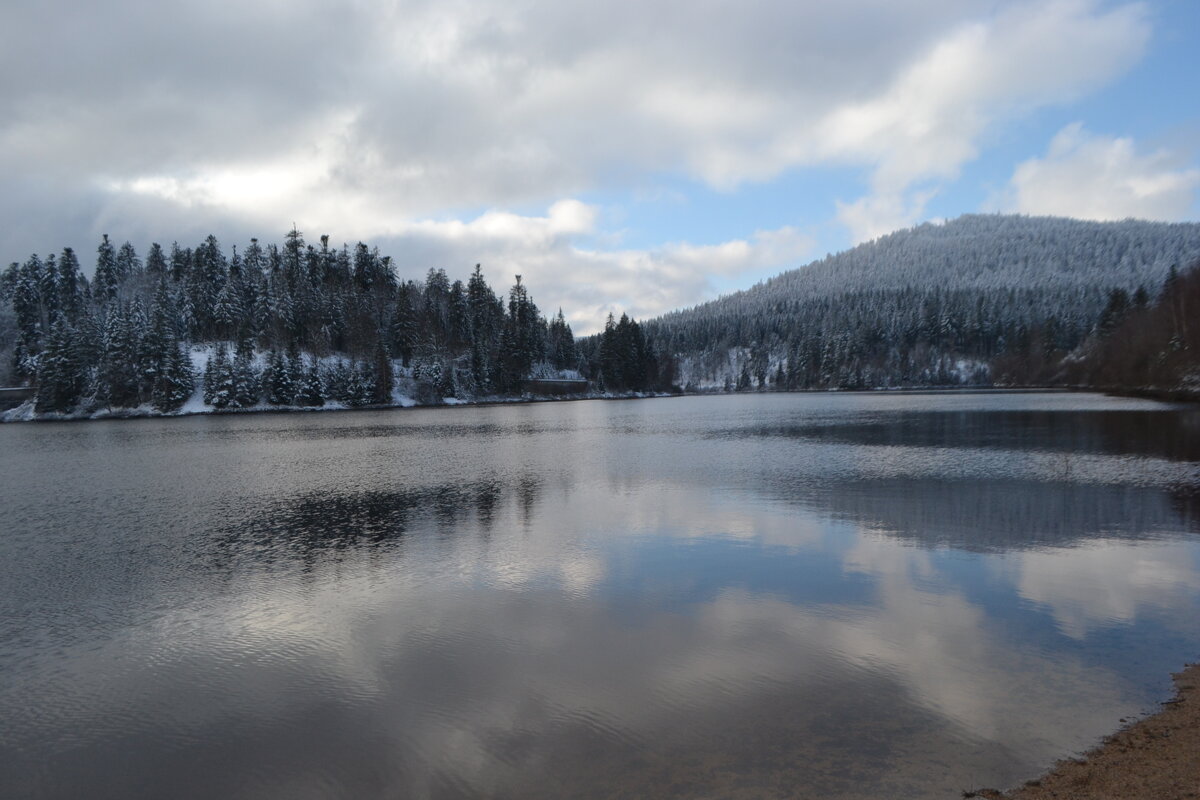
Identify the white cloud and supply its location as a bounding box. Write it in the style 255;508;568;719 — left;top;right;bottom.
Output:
0;0;1157;307
835;189;939;245
1008;539;1199;638
825;0;1150;242
992;122;1200;221
371;203;813;333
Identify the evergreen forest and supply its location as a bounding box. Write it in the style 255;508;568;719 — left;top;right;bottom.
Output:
643;215;1200;393
3;214;1200;419
0;229;670;416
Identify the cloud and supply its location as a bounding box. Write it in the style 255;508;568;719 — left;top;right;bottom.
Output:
1009;538;1200;638
0;0;1156;311
0;0;990;223
835;189;939;245
826;0;1150;242
990;122;1200;221
371;202;813;333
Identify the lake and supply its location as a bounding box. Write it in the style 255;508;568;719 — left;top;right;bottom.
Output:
1;391;1198;799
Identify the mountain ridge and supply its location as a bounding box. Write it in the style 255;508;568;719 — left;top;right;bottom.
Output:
639;214;1200;390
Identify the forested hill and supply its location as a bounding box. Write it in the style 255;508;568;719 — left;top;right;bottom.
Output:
0;228;673;419
644;215;1200;390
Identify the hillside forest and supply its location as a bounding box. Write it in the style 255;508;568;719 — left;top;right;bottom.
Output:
0;229;670;414
1;215;1198;417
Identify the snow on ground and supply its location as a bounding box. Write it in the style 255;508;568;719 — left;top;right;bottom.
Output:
1;399;36;422
2;344;661;423
188;344;212;375
177;389;210;416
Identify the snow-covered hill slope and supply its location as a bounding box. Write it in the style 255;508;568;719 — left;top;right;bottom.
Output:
644;215;1200;389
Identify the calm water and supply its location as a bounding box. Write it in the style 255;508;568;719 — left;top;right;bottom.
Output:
2;392;1199;799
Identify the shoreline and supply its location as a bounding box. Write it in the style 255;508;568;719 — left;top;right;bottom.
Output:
0;389;679;424
968;662;1200;800
5;383;1196;424
1092;385;1200;404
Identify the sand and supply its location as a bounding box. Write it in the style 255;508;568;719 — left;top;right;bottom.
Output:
967;662;1200;800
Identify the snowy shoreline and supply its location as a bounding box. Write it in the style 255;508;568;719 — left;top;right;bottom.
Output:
7;383;1195;424
0;388;674;423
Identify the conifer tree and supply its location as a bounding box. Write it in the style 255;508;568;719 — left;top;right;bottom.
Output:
97;306;142;407
324;359;353;404
467;264;501;390
39;253;59;319
370;338;393;404
390;287;418;366
287;351;304;395
116;241;140;283
548;309;576;370
242;238;265;284
283;227;305;289
169;242;188;282
264;349;295;405
0;262;16;301
12;255;43;351
347;362;371;406
94;235;119;302
152;343;194;412
35;319;85;412
57;248;82;319
203;345;230;407
437;360;457;399
599;313;620;388
448;280;471;348
71;307;104;370
296;358;324;407
213;280;242;341
498;275;544;392
145;243;166;278
231;350;259;408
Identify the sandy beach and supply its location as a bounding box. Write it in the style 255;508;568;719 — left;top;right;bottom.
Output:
969;662;1199;799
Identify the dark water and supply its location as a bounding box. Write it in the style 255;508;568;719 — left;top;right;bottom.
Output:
2;392;1198;799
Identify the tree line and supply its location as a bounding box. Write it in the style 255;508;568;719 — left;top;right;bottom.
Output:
1064;262;1200;392
0;229;672;415
643;215;1200;391
651;260;1200;396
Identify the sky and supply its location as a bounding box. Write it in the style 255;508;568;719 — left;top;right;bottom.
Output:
2;0;1198;333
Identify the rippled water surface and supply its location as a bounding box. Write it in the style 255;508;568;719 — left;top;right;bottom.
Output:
2;392;1199;799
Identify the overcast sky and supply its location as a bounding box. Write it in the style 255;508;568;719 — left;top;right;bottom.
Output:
2;0;1198;332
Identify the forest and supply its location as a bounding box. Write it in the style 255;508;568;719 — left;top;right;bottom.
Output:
0;229;670;415
1067;263;1200;394
644;215;1200;393
3;214;1199;419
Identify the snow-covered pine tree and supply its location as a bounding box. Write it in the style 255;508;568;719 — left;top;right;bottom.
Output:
323;359;352;404
38;253;59;320
96;306;143;408
116;241;140;284
203;345;230;407
295;357;324;407
35;318;85;413
56;248;82;320
347;362;371;406
548;309;576;370
231;350;259;407
152;344;194;413
264;349;295;405
370;339;393;405
94;235;119;302
145;243;166;278
286;351;303;396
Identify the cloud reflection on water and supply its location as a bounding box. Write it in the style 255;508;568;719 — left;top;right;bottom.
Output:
2;393;1199;799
